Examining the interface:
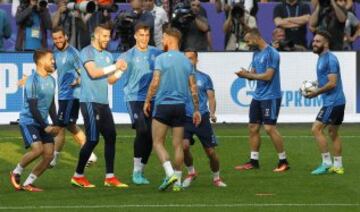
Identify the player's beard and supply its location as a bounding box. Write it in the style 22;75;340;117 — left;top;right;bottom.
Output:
45;63;55;74
248;43;259;51
55;42;66;51
312;45;324;55
163;43;169;52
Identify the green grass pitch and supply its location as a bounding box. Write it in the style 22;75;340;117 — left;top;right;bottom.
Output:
0;124;360;211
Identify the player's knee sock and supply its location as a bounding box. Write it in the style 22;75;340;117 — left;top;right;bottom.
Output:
333;156;343;168
186;166;195;174
250;151;259;166
162;161;174;177
321;152;332;166
76;140;98;174
104;131;116;174
13;163;24;175
23;173;37;186
133;157;143;173
278;152;288;164
212;171;220;181
174;170;182;186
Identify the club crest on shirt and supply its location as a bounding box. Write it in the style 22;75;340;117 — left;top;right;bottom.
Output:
62;56;66;64
196;80;203;87
106;56;110;63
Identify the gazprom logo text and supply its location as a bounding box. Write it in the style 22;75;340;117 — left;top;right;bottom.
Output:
230;78;322;107
230;78;256;107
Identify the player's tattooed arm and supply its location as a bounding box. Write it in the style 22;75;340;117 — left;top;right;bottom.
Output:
189;75;202;126
189;75;200;112
143;71;160;117
207;90;217;123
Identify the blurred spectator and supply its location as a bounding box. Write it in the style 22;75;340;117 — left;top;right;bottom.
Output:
15;0;52;51
271;27;307;51
309;0;347;50
52;0;93;49
273;0;310;49
144;0;168;49
0;0;12;50
87;0;117;37
336;0;360;50
223;2;256;50
113;0;154;51
215;0;258;17
312;0;353;11
180;0;210;51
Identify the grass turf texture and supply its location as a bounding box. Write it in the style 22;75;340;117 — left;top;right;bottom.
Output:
0;124;360;211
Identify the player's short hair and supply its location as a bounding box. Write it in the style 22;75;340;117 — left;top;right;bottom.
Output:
314;30;332;44
184;48;198;58
244;27;262;38
163;26;182;42
33;49;52;65
52;26;66;35
95;23;112;32
134;22;150;33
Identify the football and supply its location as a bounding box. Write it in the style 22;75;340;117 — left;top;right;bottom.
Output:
300;80;318;96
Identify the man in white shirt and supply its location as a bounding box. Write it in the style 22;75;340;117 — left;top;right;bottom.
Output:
144;0;169;49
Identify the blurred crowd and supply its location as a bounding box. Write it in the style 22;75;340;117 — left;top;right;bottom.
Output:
0;0;359;51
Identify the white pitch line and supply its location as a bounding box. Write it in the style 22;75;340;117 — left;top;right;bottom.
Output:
1;135;360;140
0;203;359;210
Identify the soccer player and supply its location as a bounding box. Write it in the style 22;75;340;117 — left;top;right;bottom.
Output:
10;49;60;192
143;26;201;191
50;26;97;167
234;28;290;172
306;30;346;175
181;49;227;188
70;23;128;188
17;27;98;168
108;23;162;185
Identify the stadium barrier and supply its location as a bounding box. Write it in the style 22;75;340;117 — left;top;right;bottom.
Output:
0;51;358;124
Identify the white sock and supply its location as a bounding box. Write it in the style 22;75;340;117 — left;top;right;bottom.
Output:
278;152;286;160
54;151;60;157
250;151;259;160
133;157;143;173
333;156;343;168
13;163;24;175
105;173;114;179
213;171;220;181
23;173;37;186
174;170;182;186
73;172;84;178
321;152;332;166
162;161;174;177
186;166;195;174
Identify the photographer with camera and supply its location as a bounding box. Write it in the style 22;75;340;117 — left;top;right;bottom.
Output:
52;0;95;50
309;0;347;50
113;0;154;51
271;27;307;51
223;2;256;51
273;0;311;50
172;0;209;51
15;0;52;51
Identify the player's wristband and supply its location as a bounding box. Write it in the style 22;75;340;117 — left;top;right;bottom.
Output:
114;70;123;79
103;65;117;75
